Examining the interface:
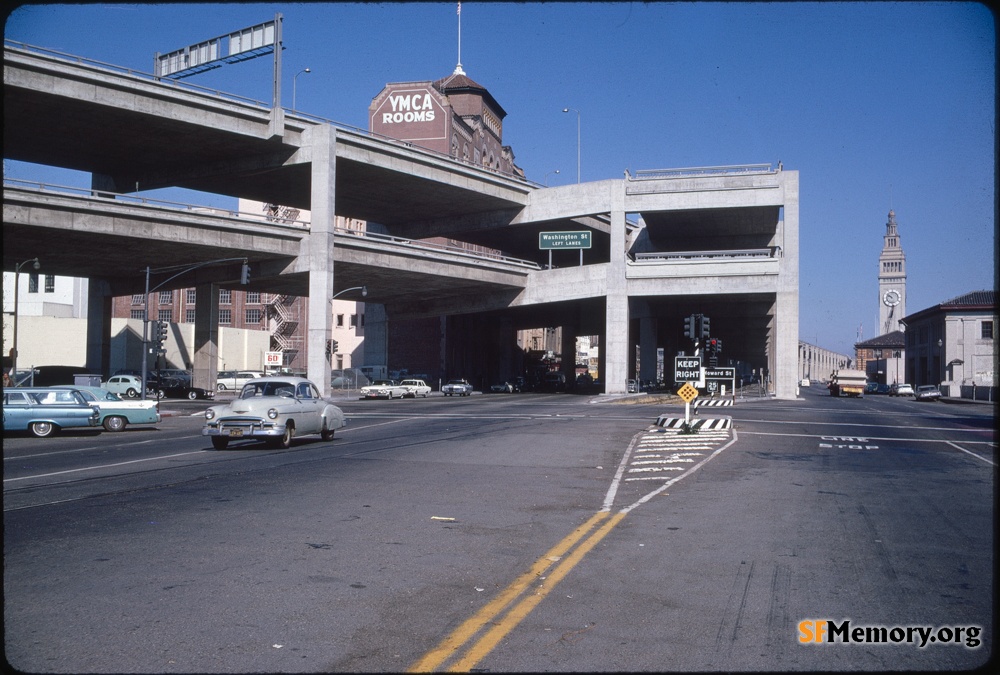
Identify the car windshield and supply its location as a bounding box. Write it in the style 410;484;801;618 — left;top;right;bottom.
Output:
240;381;296;399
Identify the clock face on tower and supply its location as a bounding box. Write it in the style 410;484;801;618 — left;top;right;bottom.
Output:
883;289;901;306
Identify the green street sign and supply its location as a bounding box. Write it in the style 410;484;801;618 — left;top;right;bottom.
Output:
539;231;592;250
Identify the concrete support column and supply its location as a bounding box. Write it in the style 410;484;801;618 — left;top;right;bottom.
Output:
85;278;112;377
364;303;388;373
192;282;220;391
307;125;337;397
774;171;799;399
561;324;577;383
639;314;658;386
603;182;629;394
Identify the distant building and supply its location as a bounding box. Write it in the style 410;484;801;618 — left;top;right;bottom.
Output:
878;209;907;335
854;331;906;385
798;341;853;382
900;290;996;398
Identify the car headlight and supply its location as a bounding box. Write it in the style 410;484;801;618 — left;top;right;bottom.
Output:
205;408;215;420
267;408;279;419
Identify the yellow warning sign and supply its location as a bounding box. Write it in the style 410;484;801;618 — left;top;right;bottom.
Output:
677;382;699;403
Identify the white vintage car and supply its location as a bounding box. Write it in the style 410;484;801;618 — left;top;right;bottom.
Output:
399;378;432;398
442;379;473;396
202;376;346;449
360;379;408;400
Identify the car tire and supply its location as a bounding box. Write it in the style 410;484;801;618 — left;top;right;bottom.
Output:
270;425;293;449
217;384;226;391
29;421;56;438
187;390;198;400
125;387;138;398
321;425;335;441
211;436;229;450
103;416;127;432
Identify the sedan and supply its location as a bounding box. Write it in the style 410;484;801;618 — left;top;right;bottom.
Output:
442;379;473;396
360;379;408;399
490;381;515;393
399;379;432;398
103;374;147;399
3;388;101;437
890;383;915;397
915;385;942;402
52;385;160;431
202;376;346;450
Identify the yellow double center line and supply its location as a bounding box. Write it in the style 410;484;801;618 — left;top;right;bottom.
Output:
408;509;626;672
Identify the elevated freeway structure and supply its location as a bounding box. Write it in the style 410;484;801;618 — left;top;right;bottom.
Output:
3;41;798;397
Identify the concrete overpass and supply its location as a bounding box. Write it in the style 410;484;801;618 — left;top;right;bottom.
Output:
3;41;799;397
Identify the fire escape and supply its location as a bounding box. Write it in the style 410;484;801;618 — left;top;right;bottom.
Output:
263;204;304;368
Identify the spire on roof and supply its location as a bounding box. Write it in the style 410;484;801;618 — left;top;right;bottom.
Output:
454;2;465;75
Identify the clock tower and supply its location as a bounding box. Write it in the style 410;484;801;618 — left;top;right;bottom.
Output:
878;209;907;334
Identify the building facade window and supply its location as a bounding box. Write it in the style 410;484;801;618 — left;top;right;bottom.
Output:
158;309;172;323
185;309;196;323
130;309;144;320
247;291;261;304
44;275;55;293
246;308;263;325
983;321;994;340
132;294;144;305
350;314;358;328
186;289;197;304
219;289;231;304
219;309;231;325
159;290;172;304
28;273;38;293
336;314;345;328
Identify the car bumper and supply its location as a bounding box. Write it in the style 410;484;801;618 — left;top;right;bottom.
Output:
202;417;287;440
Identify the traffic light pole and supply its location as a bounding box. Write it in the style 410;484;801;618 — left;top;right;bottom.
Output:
139;257;249;400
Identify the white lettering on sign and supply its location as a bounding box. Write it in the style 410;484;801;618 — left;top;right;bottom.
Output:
382;93;436;124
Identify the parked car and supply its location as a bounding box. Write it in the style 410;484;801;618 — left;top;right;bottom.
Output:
216;370;265;391
52;385;160;431
3;387;101;437
442;379;473;396
202;376;346;450
158;378;215;401
890;383;914;397
490;381;515;393
360;379;408;400
915;385;942;402
399;378;432;398
103;374;147;399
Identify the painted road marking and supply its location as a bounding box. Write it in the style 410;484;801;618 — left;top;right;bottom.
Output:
410;426;737;672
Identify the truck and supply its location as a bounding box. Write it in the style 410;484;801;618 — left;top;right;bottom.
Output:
828;369;867;397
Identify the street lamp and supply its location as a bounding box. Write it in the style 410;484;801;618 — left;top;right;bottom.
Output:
873;349;883;385
11;257;40;383
330;286;367;302
292;67;311;110
562;107;581;183
544;169;560;186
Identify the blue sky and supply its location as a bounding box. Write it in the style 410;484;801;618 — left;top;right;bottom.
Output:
3;2;995;356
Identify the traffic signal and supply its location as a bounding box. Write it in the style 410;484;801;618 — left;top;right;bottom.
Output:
683;315;696;339
158;321;169;343
330;339;339;354
325;339;339;360
699;315;711;340
240;262;251;285
708;338;718;354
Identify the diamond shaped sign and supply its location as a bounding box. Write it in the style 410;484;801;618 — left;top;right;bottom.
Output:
677;382;699;403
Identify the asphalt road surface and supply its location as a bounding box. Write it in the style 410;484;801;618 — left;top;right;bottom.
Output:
3;386;993;672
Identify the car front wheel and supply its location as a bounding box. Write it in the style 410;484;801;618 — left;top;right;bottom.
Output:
321;425;335;441
187;390;198;400
211;436;229;450
103;416;127;432
270;424;293;449
125;387;138;398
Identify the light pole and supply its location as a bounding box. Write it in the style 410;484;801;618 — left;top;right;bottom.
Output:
562;107;580;183
292;67;311;110
873;349;883;385
11;257;40;383
330;286;367;302
544;169;560;185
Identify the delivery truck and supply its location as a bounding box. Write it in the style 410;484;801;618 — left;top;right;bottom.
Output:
828;369;868;397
